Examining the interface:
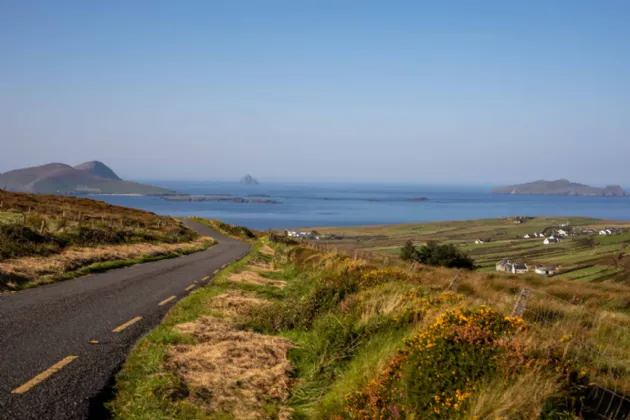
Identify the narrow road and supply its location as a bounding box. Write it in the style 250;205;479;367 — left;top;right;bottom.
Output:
0;220;250;420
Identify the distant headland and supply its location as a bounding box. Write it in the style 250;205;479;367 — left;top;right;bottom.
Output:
491;179;627;197
0;161;173;195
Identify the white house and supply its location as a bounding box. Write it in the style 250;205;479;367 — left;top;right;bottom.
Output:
523;234;531;239
557;230;569;237
544;237;561;245
475;239;485;244
535;266;555;276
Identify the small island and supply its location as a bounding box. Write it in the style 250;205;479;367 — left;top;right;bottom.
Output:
240;175;259;185
491;180;627;197
409;197;430;202
163;195;280;204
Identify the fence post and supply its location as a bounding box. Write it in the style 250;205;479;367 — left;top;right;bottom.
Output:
40;220;46;234
446;273;460;292
512;288;530;317
383;257;389;266
353;250;359;260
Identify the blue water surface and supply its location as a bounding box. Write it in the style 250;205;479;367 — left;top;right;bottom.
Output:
94;181;630;230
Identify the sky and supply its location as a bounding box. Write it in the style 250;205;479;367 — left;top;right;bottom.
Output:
1;0;629;185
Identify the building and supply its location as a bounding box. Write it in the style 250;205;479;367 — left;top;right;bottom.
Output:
523;234;531;239
535;266;555;276
557;230;569;237
475;239;485;244
510;263;529;274
544;237;561;245
496;258;509;272
496;259;528;274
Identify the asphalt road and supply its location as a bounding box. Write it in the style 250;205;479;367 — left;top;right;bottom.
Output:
0;220;250;420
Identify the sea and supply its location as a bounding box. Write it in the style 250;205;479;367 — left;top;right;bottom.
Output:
93;181;630;230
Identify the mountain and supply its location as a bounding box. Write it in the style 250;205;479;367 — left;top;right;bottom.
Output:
240;174;259;185
0;162;173;195
74;161;122;180
491;179;627;197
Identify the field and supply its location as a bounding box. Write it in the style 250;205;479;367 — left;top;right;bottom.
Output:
110;238;630;419
0;190;210;291
304;217;630;283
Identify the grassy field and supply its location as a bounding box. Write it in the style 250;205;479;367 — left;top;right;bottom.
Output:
304;216;630;283
0;190;210;291
110;239;630;419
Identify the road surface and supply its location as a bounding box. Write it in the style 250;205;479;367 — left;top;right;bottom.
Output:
0;220;250;419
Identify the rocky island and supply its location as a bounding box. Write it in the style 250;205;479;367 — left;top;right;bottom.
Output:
240;174;260;185
491;180;627;197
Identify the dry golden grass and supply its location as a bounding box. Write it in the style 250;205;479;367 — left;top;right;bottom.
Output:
260;245;275;256
210;290;272;317
169;316;293;419
248;261;278;272
0;237;214;288
469;371;563;419
229;270;287;289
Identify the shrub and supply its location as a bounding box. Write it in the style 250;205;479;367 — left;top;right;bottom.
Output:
342;306;526;419
401;241;475;269
0;224;62;260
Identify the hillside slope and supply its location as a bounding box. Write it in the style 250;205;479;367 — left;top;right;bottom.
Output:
111;240;630;419
0;161;172;195
0;190;208;290
74;160;122;180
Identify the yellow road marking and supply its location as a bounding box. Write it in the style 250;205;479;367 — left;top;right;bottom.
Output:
213;269;219;274
201;276;209;281
185;284;195;291
11;356;78;394
112;316;143;333
90;340;99;344
221;264;227;269
158;296;176;306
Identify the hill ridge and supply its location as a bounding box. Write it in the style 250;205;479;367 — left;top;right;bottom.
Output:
0;161;173;195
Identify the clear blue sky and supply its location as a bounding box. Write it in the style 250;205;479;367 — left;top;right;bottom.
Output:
2;0;629;185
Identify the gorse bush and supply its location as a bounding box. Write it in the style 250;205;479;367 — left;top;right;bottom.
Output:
343;306;527;419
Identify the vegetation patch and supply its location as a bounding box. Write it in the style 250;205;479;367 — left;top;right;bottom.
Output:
111;240;630;419
0;190;205;290
189;217;257;241
168;316;294;419
0;237;214;291
229;270;287;289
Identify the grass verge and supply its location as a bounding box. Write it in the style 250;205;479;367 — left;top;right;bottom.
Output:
110;240;630;419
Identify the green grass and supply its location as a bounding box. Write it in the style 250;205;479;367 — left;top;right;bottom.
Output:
306;217;630;284
108;243;257;420
111;240;630;419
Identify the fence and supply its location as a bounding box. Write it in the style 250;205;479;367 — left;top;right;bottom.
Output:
516;289;630;419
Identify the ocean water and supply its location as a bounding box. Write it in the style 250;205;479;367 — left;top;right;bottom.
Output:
94;181;630;230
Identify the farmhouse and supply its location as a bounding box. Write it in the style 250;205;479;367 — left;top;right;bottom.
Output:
544;237;561;245
496;258;509;272
475;239;485;244
496;259;528;274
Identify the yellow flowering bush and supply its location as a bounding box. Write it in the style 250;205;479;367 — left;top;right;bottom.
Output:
342;306;527;419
